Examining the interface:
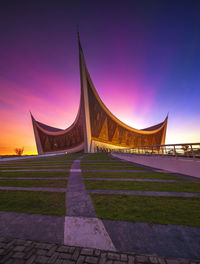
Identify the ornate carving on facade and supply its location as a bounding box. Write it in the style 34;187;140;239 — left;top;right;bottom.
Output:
31;34;168;154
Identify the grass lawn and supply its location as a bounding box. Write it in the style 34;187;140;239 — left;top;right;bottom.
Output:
0;171;69;177
0;166;71;170
0;190;65;216
0;165;72;168
0;153;82;164
91;194;200;226
82;172;183;180
0;161;73;166
83;153;117;161
81;165;150;170
0;179;67;188
85;180;200;193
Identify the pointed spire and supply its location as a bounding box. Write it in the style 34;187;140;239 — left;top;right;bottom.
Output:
77;24;82;51
29;111;35;122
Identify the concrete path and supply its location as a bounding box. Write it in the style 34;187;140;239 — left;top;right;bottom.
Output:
0;212;64;244
103;220;200;259
89;189;200;197
66;156;96;218
65;156;116;251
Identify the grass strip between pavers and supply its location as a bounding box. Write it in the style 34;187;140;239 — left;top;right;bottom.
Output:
0;190;65;216
82;172;183;180
81;165;150;170
0;171;69;177
91;194;200;227
0;162;73;166
82;153;117;161
0;153;82;164
0;166;71;170
85;180;200;193
0;179;68;188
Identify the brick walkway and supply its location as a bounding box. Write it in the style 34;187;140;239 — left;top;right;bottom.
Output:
0;237;200;264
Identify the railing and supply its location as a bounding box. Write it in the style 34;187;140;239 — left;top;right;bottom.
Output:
112;143;200;159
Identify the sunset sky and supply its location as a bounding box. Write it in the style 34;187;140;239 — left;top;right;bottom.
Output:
0;0;200;155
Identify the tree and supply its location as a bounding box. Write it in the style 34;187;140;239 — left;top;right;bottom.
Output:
15;147;24;156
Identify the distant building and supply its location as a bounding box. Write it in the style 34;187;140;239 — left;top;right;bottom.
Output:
31;34;168;154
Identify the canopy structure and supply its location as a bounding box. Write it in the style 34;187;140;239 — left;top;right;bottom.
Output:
31;33;168;154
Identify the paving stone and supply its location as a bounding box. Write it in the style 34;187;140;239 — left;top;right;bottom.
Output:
46;245;57;257
61;260;75;264
128;255;135;264
0;251;13;263
36;249;47;256
76;255;85;264
94;249;100;256
0;237;10;243
85;256;98;264
121;254;128;262
107;252;120;260
14;239;26;246
178;259;190;264
24;245;34;253
35;255;49;263
44;244;54;250
25;255;36;264
10;259;25;264
57;246;69;253
99;257;106;264
13;252;25;259
136;255;149;263
13;246;25;252
3;258;14;264
68;247;75;254
47;252;59;263
72;248;80;260
34;242;43;248
149;256;159;264
24;248;36;259
81;248;94;256
0;248;5;255
106;261;113;264
0;242;6;249
101;253;107;258
37;243;52;250
99;253;107;264
157;258;166;264
166;259;180;264
59;253;71;259
5;240;14;249
55;259;63;264
24;241;33;247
